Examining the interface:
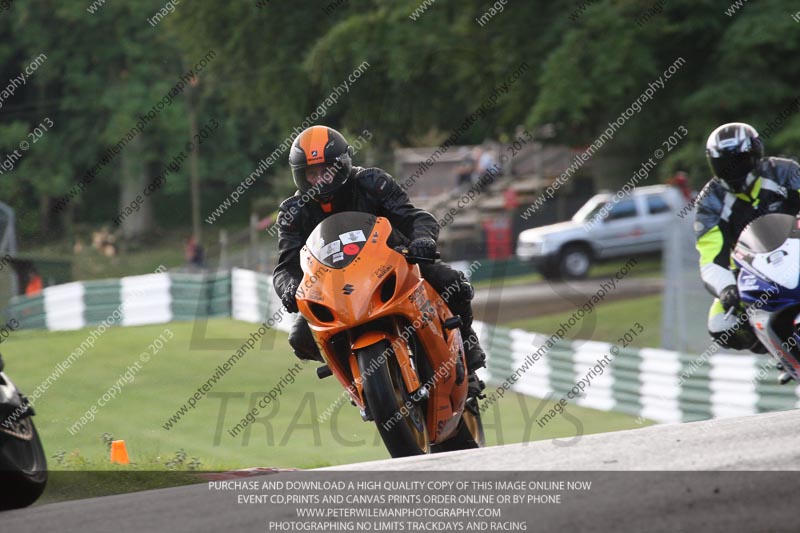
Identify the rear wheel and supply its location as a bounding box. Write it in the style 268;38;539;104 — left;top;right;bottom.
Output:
357;341;430;458
559;244;592;279
0;417;48;510
432;397;485;452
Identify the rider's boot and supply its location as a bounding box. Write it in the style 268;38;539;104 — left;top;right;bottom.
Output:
461;324;486;398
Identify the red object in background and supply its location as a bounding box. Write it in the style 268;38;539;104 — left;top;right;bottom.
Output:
483;216;512;259
504;188;519;211
25;274;42;296
184;236;197;262
257;213;276;231
667;171;693;202
343;243;360;255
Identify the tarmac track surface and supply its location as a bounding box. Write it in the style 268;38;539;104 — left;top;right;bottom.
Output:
472;276;663;324
2;408;798;533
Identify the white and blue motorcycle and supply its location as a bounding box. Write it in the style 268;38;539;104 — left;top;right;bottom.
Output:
733;213;800;383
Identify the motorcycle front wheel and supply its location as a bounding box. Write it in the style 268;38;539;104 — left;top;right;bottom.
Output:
357;340;430;458
0;417;48;510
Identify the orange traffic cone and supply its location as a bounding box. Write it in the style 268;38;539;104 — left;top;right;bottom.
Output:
110;440;130;465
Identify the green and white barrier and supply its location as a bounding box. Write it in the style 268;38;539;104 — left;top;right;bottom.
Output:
230;268;292;333
8;269;231;330
475;323;800;423
8;268;800;423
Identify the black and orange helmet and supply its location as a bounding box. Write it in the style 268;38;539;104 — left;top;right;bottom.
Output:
289;126;353;199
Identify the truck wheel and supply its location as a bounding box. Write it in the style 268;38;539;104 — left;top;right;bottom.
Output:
538;259;561;280
559;245;592;279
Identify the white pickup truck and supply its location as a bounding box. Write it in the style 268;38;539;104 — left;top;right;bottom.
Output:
516;184;683;279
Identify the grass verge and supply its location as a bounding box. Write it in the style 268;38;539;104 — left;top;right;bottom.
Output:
472;256;662;290
504;294;663;348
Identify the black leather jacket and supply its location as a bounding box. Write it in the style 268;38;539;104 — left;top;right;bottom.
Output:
272;166;439;298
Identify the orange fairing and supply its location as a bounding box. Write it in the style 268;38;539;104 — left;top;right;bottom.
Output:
296;217;415;331
296;215;467;443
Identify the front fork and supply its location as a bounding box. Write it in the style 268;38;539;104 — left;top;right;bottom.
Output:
349;325;422;401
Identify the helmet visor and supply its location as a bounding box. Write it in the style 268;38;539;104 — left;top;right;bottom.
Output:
305;163;339;188
292;161;347;197
710;152;754;189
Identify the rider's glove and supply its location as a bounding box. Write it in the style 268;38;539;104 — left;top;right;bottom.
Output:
408;237;437;261
719;285;740;312
281;280;300;313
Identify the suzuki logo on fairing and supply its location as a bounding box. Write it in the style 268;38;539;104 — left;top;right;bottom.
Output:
342;284;355;295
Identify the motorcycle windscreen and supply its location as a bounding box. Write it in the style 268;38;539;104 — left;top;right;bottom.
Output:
306;212;377;269
736;213;798;253
735;214;800;291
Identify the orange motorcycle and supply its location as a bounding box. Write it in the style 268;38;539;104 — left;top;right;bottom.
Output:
296;212;484;457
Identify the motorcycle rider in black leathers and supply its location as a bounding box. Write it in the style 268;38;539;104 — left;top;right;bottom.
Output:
696;122;800;383
273;126;486;395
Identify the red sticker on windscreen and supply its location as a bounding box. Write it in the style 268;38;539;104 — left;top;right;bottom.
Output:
343;243;360;255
